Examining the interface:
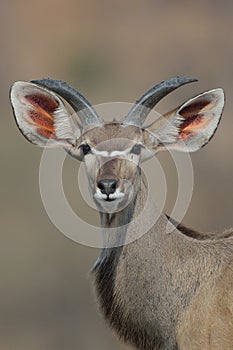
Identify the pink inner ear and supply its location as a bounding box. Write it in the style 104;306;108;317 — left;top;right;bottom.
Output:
179;100;211;118
25;94;59;114
180;114;205;130
25;94;59;139
177;97;216;142
178;130;196;141
178;114;213;141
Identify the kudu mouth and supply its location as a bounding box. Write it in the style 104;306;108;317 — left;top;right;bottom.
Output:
94;179;127;202
94;176;134;214
96;179;121;202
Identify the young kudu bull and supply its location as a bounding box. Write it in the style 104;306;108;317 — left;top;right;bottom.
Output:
10;77;233;350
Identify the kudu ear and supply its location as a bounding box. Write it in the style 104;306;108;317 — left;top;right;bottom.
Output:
144;88;225;152
10;81;80;148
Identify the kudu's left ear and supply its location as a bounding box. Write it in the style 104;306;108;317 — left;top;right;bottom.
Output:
143;88;225;152
10;82;79;148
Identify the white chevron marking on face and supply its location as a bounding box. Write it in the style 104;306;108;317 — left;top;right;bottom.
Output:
92;148;132;157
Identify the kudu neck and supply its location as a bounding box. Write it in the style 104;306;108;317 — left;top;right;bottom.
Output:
99;172;169;248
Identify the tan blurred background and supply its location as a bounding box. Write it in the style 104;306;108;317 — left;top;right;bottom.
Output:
1;0;233;349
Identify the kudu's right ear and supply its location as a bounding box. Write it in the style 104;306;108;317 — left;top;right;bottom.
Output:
143;88;225;153
10;82;80;148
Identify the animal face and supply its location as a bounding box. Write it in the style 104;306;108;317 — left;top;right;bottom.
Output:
10;78;224;212
71;123;144;211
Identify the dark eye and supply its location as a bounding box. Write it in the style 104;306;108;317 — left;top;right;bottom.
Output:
131;144;141;155
79;143;91;156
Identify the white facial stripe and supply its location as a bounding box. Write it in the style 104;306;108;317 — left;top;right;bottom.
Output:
92;148;132;157
92;149;109;157
110;149;130;157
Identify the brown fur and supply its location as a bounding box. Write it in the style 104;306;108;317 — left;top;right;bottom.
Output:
81;123;233;350
177;263;233;349
11;80;230;350
93;174;233;350
80;123;141;150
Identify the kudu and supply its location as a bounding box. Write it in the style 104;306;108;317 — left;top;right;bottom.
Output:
10;77;233;350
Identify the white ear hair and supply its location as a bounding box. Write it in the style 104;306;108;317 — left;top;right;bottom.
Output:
144;88;225;152
10;81;80;147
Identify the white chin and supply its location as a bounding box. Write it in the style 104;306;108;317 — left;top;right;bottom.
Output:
94;192;133;213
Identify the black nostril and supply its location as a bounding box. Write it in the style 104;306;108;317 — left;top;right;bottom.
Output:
97;179;118;196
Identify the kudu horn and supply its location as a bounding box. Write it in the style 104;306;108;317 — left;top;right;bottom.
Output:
31;78;101;127
124;77;198;126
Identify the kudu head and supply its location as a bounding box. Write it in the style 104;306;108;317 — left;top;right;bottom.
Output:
10;78;224;213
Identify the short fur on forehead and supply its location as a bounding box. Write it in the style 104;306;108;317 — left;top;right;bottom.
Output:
80;123;142;147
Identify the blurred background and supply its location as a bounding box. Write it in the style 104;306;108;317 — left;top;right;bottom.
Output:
1;0;233;349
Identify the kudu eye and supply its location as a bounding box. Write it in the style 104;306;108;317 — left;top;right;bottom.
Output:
131;144;141;155
79;143;91;156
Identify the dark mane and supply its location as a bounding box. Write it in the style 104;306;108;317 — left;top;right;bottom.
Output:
166;215;233;240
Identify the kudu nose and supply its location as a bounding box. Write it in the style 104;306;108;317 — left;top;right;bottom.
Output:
97;179;118;196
